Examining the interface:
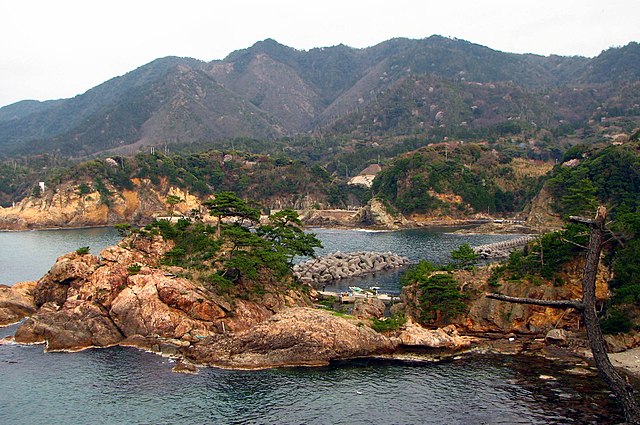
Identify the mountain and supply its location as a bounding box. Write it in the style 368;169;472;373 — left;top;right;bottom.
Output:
0;36;638;158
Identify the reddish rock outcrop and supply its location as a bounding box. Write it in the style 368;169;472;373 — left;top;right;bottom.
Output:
15;300;124;350
0;281;37;325
185;307;396;369
395;322;474;350
353;297;386;319
11;234;476;368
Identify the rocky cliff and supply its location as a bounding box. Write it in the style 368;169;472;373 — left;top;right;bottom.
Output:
0;179;201;230
350;198;410;229
397;258;610;335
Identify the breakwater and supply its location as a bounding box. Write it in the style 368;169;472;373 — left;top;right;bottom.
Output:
473;235;537;259
294;251;410;285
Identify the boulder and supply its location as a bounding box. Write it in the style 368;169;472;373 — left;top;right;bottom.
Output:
396;323;473;350
34;253;98;307
185;307;396;369
14;299;124;351
353;298;386;319
545;328;568;345
0;281;37;325
109;273;220;340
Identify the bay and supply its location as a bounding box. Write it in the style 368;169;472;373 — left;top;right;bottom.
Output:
0;226;624;424
0;227;121;285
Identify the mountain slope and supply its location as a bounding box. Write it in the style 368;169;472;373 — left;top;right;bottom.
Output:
0;37;638;158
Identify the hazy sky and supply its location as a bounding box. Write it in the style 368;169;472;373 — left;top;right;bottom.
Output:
1;0;638;108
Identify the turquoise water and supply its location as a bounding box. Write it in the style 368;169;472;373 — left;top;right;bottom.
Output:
0;227;625;424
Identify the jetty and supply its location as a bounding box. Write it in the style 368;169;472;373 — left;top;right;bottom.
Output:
474;235;537;259
294;251;410;286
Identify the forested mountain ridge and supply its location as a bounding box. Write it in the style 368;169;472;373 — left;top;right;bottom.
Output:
0;37;638;158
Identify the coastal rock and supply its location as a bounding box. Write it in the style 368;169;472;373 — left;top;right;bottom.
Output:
14;299;124;350
525;187;565;233
396;322;473;350
172;361;198;374
353;298;386;319
0;281;37;325
351;198;409;229
34;252;99;307
545;328;568;345
0;179;202;230
11;233;480;369
185;307;396;369
109;273;221;341
14;233;312;355
397;260;610;335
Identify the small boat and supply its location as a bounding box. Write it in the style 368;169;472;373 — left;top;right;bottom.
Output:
348;286;381;296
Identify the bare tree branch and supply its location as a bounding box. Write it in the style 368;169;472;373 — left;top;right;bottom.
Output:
569;215;596;225
560;238;588;250
486;293;584;310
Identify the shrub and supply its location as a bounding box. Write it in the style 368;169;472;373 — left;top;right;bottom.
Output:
127;264;142;275
450;243;479;269
418;273;467;325
600;308;633;335
76;246;90;255
371;314;407;332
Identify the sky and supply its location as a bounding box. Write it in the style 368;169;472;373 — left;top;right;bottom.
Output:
0;0;638;108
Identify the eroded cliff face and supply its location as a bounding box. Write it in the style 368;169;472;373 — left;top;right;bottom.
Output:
0;179;202;230
398;258;610;335
525;186;565;233
350;198;410;229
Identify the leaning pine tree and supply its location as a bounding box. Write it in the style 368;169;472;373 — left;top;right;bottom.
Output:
487;206;640;424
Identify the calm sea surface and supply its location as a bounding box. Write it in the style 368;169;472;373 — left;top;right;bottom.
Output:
0;227;625;424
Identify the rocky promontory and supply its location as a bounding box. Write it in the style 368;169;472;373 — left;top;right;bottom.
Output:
6;234;472;369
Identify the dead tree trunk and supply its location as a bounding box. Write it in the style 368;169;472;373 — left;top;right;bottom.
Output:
581;207;640;424
487;206;640;424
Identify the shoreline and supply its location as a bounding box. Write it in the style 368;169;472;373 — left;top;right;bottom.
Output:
3;325;639;380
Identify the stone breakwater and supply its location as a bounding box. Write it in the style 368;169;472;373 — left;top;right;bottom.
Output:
474;235;537;259
293;251;410;285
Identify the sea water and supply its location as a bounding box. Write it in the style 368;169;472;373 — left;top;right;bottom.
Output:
0;227;624;424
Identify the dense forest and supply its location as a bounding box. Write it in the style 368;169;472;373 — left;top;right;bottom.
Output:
371;142;548;215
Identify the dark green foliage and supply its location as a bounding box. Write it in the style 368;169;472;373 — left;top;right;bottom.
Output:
204;191;260;225
500;224;588;281
608;208;640;305
152;219;221;269
114;223;133;237
417;273;467;325
600;307;634;335
77;183;91;195
256;209;323;265
400;260;467;325
548;144;640;219
370;314;407;333
372;144;543;214
149;206;320;286
127;264;142;275
399;260;437;288
75;246;90;255
450;244;479;269
93;177;112;206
